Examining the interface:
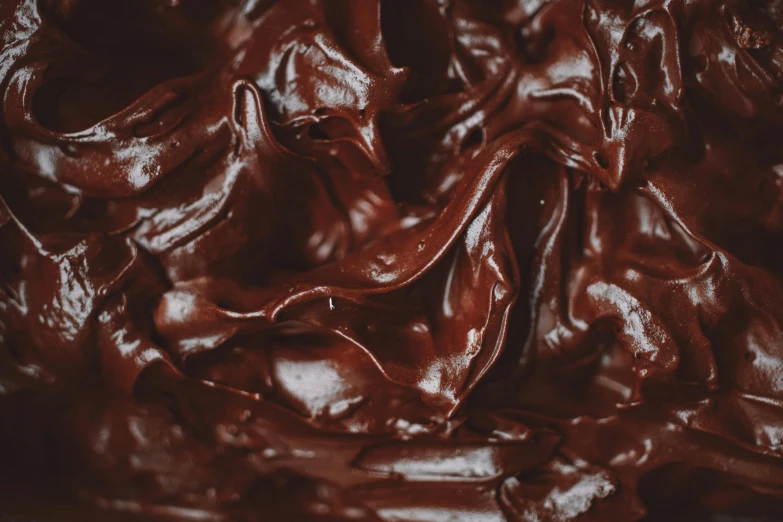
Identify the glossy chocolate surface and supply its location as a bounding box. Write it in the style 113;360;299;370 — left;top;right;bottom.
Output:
2;0;783;520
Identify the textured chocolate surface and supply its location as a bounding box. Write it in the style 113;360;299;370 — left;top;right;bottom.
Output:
2;0;783;520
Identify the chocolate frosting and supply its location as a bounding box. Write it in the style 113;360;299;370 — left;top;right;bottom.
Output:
2;0;783;520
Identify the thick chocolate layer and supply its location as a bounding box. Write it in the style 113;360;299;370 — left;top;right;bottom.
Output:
1;0;783;520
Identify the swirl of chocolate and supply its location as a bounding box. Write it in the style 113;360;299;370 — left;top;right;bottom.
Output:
2;0;783;520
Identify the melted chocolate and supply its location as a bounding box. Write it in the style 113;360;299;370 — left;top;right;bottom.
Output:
1;0;783;520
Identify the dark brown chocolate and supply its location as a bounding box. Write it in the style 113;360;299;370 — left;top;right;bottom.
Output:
2;0;783;520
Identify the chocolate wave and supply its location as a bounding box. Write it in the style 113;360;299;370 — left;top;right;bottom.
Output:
1;0;783;520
